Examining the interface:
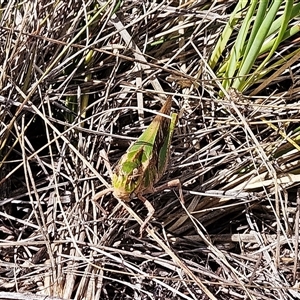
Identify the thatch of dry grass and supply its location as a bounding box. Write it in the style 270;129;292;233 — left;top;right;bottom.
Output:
1;1;300;299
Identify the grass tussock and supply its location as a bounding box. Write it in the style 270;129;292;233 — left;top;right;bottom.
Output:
1;1;300;299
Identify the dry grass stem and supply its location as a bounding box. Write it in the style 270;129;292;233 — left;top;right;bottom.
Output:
1;1;300;299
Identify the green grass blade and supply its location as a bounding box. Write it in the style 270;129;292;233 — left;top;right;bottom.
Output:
233;0;283;90
243;0;294;90
222;0;259;90
208;0;248;69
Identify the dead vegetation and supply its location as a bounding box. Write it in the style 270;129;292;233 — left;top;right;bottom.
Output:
0;0;300;299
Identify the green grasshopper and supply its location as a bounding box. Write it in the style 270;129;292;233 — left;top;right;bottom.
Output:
93;96;179;235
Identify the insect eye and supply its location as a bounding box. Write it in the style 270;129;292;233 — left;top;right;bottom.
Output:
129;168;140;182
132;168;139;176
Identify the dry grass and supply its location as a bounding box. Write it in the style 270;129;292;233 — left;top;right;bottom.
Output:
1;1;300;299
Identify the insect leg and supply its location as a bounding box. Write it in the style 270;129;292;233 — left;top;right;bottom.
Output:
137;193;155;237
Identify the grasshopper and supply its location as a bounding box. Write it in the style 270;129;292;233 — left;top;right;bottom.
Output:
93;96;179;235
